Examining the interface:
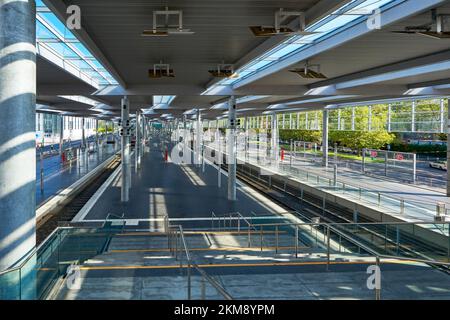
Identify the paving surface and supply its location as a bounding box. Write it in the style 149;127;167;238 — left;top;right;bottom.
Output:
54;230;450;300
82;145;284;221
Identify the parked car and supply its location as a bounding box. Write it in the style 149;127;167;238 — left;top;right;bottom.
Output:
429;160;447;171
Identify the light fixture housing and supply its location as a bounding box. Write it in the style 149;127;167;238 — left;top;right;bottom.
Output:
249;8;316;37
142;7;195;37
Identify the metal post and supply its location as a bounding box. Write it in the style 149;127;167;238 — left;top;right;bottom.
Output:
187;263;192;300
295;226;299;258
387;104;391;132
412;153;417;184
95;119;99;151
136;111;141;171
334;142;338;165
59;115;64;156
326;226;331;271
217;129;222;188
271;113;279;165
362;148;366;173
322;110;329;167
227;96;237;201
81;117;86;149
333;164;337;187
196;109;202;167
351;107;355;131
384;151;388;176
121;96;130;202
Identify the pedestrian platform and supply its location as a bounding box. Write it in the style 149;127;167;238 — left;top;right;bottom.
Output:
75;145;286;224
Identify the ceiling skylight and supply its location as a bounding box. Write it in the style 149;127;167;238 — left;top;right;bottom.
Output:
36;0;118;88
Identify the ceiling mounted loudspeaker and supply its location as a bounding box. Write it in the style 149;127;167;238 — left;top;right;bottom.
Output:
208;63;239;78
148;62;175;78
249;8;316;37
289;61;327;79
391;9;450;39
142;7;195;37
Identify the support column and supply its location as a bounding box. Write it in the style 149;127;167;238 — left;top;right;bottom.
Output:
440;99;445;134
411;100;416;132
227;96;237;201
322;110;329;167
121;97;130;202
0;0;36;274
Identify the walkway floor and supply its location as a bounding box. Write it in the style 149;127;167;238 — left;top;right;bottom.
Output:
78;145;285;222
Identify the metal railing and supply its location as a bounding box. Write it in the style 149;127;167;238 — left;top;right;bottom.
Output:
166;222;233;300
204;143;447;221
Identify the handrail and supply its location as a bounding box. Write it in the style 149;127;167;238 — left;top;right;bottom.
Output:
0;226;72;276
167;223;233;300
204;143;444;215
248;220;450;267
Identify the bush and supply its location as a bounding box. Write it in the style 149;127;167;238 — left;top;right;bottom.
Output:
279;129;321;143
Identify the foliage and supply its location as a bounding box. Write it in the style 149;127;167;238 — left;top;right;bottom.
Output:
329;130;395;152
279;129;322;143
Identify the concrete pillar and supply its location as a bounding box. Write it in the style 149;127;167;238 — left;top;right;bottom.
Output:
411;100;416;132
322;110;329;167
440;99;445;134
59;115;64;155
121;97;130;202
305;113;309;130
0;0;36;276
227;96;237;201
